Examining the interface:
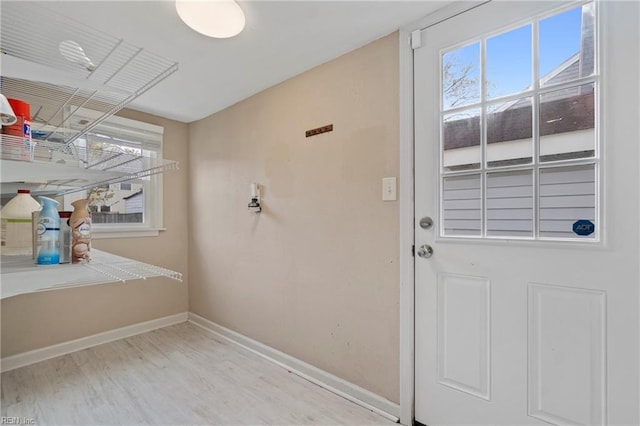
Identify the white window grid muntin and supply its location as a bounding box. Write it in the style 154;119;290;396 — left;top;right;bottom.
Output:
437;1;600;242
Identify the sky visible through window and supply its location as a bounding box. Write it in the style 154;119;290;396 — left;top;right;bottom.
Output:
443;5;584;109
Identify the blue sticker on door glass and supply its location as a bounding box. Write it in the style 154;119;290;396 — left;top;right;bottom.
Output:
573;220;595;236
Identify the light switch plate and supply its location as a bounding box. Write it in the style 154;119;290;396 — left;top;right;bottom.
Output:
382;177;397;201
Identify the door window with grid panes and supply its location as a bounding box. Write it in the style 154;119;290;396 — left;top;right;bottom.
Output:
440;2;597;240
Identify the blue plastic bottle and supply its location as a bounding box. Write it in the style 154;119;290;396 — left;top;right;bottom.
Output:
36;196;60;265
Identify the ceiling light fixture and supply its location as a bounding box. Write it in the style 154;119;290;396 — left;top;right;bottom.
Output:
176;0;246;39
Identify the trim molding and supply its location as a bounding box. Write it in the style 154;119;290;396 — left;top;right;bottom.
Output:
398;27;416;426
188;312;400;423
0;312;188;373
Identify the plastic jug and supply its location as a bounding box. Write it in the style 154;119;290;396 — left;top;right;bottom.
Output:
1;189;41;256
2;98;34;161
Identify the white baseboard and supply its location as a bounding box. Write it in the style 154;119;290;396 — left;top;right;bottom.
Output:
1;312;188;373
188;312;400;423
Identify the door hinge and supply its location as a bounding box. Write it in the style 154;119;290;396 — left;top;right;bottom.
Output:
412;245;415;257
411;30;422;50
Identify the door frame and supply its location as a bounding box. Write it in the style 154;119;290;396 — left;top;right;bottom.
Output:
398;2;494;424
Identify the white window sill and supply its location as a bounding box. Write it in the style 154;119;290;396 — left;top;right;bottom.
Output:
91;227;166;239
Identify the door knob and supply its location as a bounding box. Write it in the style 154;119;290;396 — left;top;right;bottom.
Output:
417;244;433;258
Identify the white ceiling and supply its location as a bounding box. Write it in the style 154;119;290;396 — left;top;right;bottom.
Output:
26;1;447;123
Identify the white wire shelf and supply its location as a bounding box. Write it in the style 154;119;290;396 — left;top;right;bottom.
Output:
0;249;182;300
0;4;182;300
0;2;178;146
0;134;178;196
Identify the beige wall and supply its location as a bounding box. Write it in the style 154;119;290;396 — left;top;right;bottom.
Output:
1;110;189;357
188;33;400;402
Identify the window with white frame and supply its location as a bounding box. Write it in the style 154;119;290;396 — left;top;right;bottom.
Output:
63;113;164;236
440;2;597;240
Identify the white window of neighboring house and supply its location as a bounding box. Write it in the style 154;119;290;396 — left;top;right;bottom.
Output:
62;113;164;238
439;2;598;241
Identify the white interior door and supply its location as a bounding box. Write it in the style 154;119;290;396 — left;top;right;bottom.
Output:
414;1;639;425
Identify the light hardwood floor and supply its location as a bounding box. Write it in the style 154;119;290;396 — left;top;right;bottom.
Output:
1;322;395;425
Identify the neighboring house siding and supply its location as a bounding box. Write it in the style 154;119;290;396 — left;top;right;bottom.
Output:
124;190;143;213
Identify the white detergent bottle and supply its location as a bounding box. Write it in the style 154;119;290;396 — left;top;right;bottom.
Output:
1;189;41;256
36;196;60;265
